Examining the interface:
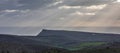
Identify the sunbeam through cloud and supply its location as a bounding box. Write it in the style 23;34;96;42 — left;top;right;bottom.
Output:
0;0;120;35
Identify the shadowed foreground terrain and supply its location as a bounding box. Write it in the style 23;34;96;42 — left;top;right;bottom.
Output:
0;29;120;53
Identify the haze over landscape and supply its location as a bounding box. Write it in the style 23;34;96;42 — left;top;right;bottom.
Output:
0;0;120;35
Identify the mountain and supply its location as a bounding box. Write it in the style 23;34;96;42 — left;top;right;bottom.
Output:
37;29;120;43
36;29;120;50
0;29;120;53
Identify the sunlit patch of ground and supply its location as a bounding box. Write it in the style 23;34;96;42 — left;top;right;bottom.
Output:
55;42;107;51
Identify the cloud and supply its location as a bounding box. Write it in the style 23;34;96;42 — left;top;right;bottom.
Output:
58;4;108;10
17;0;56;10
58;5;81;9
0;0;9;4
70;11;96;16
3;10;19;13
85;4;107;10
61;0;115;6
0;0;119;35
1;9;30;13
50;0;63;6
0;0;56;10
113;0;120;3
117;0;120;2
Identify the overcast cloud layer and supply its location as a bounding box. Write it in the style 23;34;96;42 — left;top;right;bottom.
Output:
0;0;120;35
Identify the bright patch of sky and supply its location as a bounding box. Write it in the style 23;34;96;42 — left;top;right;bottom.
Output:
49;0;63;6
3;10;19;13
117;0;120;2
58;5;81;9
70;11;96;16
85;4;107;10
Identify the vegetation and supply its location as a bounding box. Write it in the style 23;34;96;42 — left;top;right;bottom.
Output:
0;30;120;53
72;47;120;53
58;42;107;51
0;42;120;53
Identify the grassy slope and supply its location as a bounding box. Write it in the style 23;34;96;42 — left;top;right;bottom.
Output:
53;42;107;51
68;42;106;51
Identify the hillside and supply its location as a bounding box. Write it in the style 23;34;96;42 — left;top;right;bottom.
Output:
0;29;120;53
0;34;68;53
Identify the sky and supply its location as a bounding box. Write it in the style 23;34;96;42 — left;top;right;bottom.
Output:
0;0;120;35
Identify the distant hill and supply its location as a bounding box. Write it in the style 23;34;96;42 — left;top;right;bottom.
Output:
0;29;120;53
37;29;120;42
0;34;68;53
